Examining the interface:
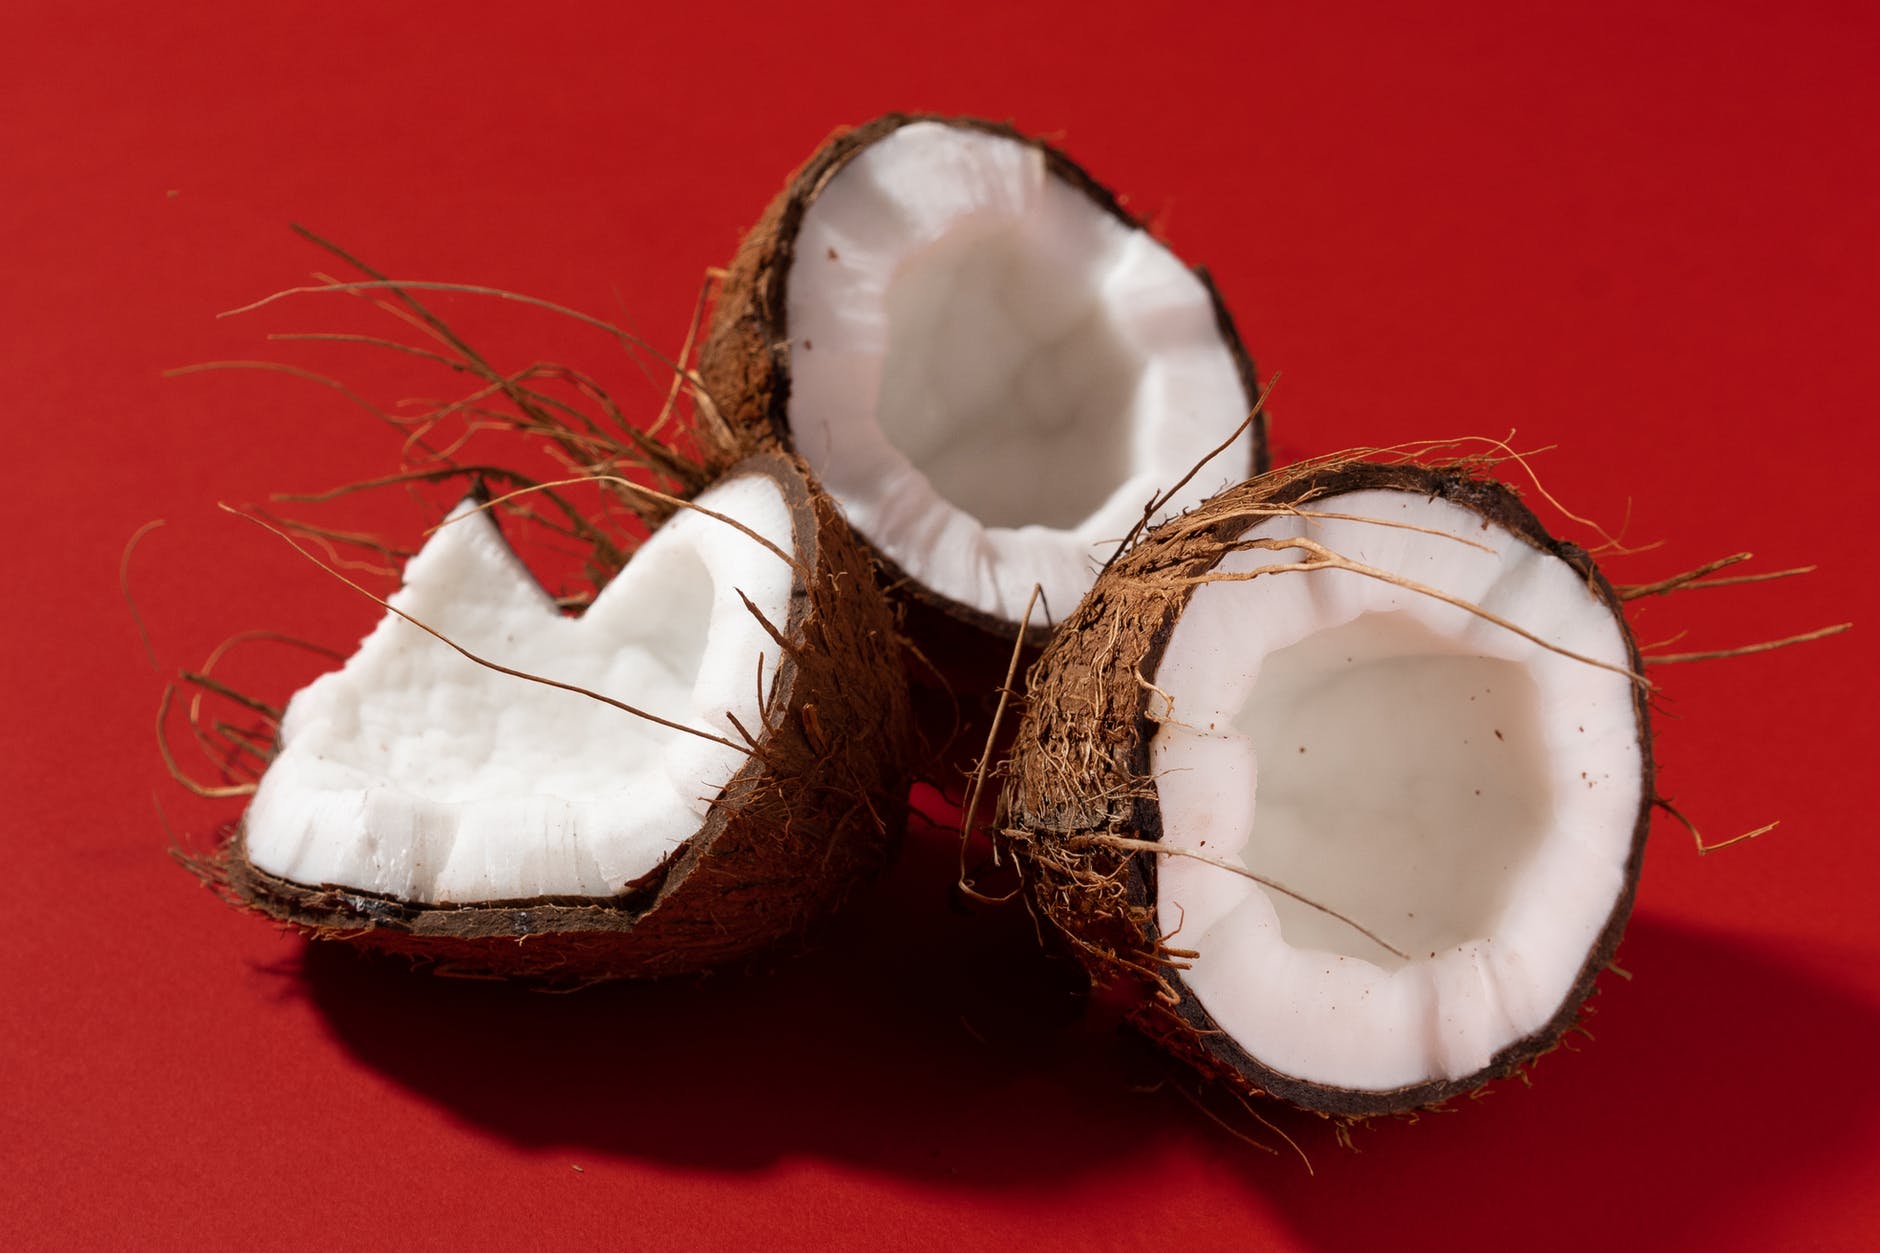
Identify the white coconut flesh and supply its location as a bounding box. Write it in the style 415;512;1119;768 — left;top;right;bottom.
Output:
1148;490;1643;1093
785;120;1253;625
242;474;798;904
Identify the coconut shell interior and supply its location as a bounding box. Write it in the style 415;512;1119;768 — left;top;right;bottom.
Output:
997;460;1654;1116
194;451;913;984
698;112;1267;642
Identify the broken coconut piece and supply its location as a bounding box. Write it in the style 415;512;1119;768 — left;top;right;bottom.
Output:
701;113;1264;639
999;461;1651;1115
209;452;912;980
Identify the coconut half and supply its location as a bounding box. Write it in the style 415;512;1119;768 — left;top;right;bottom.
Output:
1000;462;1652;1115
203;452;913;981
701;114;1264;639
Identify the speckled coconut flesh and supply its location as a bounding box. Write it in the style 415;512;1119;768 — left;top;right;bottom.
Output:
701;114;1264;640
999;462;1652;1116
202;453;913;981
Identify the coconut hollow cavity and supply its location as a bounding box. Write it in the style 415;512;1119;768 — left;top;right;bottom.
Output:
199;452;914;981
998;461;1652;1116
701;113;1264;640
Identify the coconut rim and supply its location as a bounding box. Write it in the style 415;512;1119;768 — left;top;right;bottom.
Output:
706;111;1268;643
1015;460;1654;1116
204;448;883;946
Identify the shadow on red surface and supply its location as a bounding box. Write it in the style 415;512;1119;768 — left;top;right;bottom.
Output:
295;819;1877;1223
1263;917;1880;1249
297;809;1183;1184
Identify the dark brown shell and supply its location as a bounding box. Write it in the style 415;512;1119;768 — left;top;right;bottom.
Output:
697;112;1267;643
191;452;915;983
996;460;1654;1116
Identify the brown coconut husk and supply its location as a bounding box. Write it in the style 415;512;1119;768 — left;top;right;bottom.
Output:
996;458;1654;1117
186;450;915;983
697;112;1268;645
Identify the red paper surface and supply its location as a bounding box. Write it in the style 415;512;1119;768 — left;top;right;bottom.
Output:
5;2;1877;1248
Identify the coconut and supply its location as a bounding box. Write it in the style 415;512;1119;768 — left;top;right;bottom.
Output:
699;113;1265;645
193;451;913;982
998;460;1652;1116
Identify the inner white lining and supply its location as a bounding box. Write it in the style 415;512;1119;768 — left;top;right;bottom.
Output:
243;474;797;904
786;121;1252;624
1148;490;1641;1092
1232;613;1557;968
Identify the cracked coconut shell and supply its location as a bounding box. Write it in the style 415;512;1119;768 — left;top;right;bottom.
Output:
998;460;1653;1116
193;452;914;983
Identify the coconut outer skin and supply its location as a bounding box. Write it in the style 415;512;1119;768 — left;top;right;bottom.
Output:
193;451;915;984
697;111;1268;645
997;461;1655;1117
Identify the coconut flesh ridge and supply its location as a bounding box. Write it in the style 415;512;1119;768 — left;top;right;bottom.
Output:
242;472;797;904
783;120;1253;626
1148;490;1644;1094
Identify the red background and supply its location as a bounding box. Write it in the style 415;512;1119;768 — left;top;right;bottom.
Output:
6;2;1877;1248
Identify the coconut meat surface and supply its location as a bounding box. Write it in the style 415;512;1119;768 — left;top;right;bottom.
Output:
242;474;797;904
785;120;1252;625
1148;491;1643;1093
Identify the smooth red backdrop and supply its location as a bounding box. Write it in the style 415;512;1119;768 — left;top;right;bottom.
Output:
5;2;1876;1249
